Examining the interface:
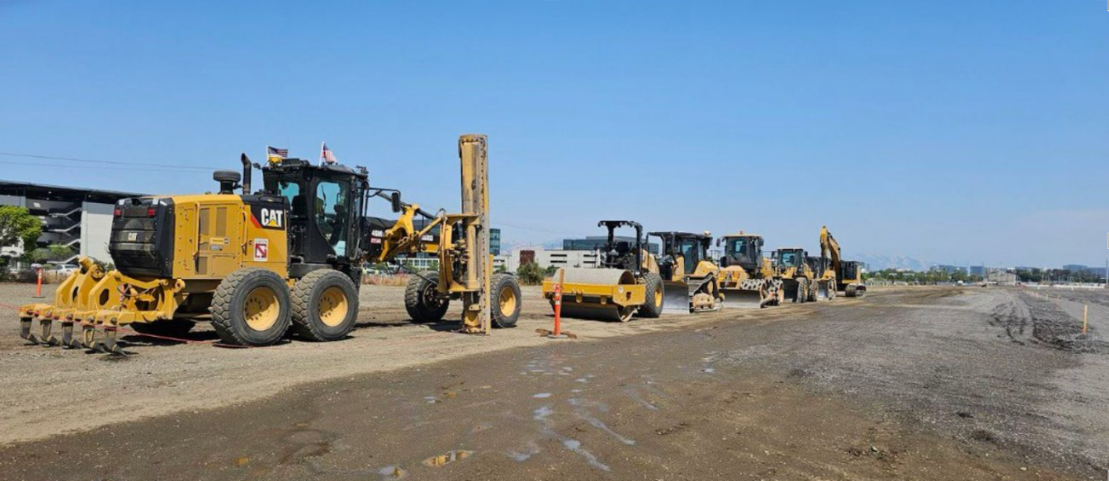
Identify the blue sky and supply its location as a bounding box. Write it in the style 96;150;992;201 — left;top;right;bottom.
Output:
1;0;1106;268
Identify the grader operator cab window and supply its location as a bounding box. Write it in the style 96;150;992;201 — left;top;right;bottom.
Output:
315;180;350;257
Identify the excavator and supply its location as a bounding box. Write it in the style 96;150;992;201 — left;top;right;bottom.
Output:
819;225;866;298
649;231;724;314
716;231;783;308
540;220;664;322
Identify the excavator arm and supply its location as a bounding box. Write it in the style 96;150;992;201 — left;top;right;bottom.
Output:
819;225;841;274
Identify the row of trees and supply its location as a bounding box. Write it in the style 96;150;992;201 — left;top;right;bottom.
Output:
1014;268;1104;284
864;268;982;284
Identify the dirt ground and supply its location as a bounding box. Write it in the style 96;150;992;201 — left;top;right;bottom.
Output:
0;284;1106;480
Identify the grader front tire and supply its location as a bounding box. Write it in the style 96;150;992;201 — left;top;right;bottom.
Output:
491;274;521;328
211;268;292;346
292;270;360;342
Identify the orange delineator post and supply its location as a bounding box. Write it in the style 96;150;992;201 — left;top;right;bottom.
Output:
1082;304;1088;335
552;268;565;337
34;268;43;298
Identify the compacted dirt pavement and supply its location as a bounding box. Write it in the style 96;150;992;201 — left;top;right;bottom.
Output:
0;284;1105;480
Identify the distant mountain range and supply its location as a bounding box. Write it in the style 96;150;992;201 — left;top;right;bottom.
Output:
851;254;933;271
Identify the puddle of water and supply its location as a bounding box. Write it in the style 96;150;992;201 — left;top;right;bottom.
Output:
533;393;552;399
377;465;406;478
561;439;610;472
508;441;541;462
423;396;437;404
571;389;582;393
422;450;473;467
575;378;588;383
702;367;715;373
533;405;553;421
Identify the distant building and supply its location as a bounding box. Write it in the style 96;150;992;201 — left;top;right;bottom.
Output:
562;235;659;255
496;247;601;273
970;265;986;276
0;181;140;266
1063;264;1088;273
930;264;966;274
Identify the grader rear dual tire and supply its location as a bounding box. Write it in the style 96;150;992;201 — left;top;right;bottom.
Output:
211;268;292;346
291;270;359;342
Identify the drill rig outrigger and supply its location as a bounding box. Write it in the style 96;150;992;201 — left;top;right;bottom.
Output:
18;134;519;354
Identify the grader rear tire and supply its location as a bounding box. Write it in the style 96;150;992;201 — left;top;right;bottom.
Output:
491;274;521;328
637;272;664;318
291;270;359;342
211;268;292;346
404;271;449;323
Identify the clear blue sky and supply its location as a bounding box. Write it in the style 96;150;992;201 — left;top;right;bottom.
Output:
1;0;1106;268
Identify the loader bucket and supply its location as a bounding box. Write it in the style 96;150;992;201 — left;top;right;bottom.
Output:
541;268;646;322
721;288;764;309
661;280;691;315
815;280;832;301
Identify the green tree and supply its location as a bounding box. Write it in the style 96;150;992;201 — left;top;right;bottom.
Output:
28;244;75;263
516;262;547;285
0;206;42;254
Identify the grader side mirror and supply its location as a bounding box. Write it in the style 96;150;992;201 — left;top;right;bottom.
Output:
390;192;403;213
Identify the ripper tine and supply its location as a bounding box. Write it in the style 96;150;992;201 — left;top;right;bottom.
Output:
100;328;129;356
60;322;81;349
39;319;59;347
19;317;33;343
80;325;97;351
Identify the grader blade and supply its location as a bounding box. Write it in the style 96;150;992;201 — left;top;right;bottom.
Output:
661;280;691;315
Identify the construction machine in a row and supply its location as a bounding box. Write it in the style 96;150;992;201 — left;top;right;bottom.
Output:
540;225;724;321
819;226;866;297
772;247;833;303
651;231;724;315
18;134;521;354
716;232;783;309
540;221;664;322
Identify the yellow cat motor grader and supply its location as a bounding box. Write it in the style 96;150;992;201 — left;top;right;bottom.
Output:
648;231;723;314
716;231;783;309
18;134;520;354
772;247;819;303
540;220;664;322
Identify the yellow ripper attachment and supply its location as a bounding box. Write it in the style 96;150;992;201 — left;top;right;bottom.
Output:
541;268;645;322
18;257;185;355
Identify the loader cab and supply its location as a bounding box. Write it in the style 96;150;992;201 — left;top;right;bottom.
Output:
719;233;764;271
650;231;711;279
598;220;644;273
261;158;369;280
773;248;806;269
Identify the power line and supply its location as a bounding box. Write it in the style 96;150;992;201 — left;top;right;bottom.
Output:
0;151;221;171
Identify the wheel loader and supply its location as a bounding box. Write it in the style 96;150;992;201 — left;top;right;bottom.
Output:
18;134;521;354
716;231;783;309
540;220;664;322
772;247;821;303
648;231;724;314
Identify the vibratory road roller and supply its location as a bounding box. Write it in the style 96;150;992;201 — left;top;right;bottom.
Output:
541;221;664;322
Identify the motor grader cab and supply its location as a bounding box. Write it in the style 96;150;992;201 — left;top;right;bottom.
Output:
18;134;520;354
541;220;664;322
716;232;783;309
773;247;818;303
648;231;723;314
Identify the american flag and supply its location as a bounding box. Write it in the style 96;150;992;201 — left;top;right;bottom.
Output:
320;142;337;164
266;146;288;163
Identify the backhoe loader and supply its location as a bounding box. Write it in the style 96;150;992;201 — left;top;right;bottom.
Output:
649;231;723;314
716;231;783;309
540;220;664;322
18;134;520;354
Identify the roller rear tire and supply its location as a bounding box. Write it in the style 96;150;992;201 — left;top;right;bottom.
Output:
637;272;664;318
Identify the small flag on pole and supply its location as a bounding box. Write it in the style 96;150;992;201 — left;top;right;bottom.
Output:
266;146;288;164
320;142;337;164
